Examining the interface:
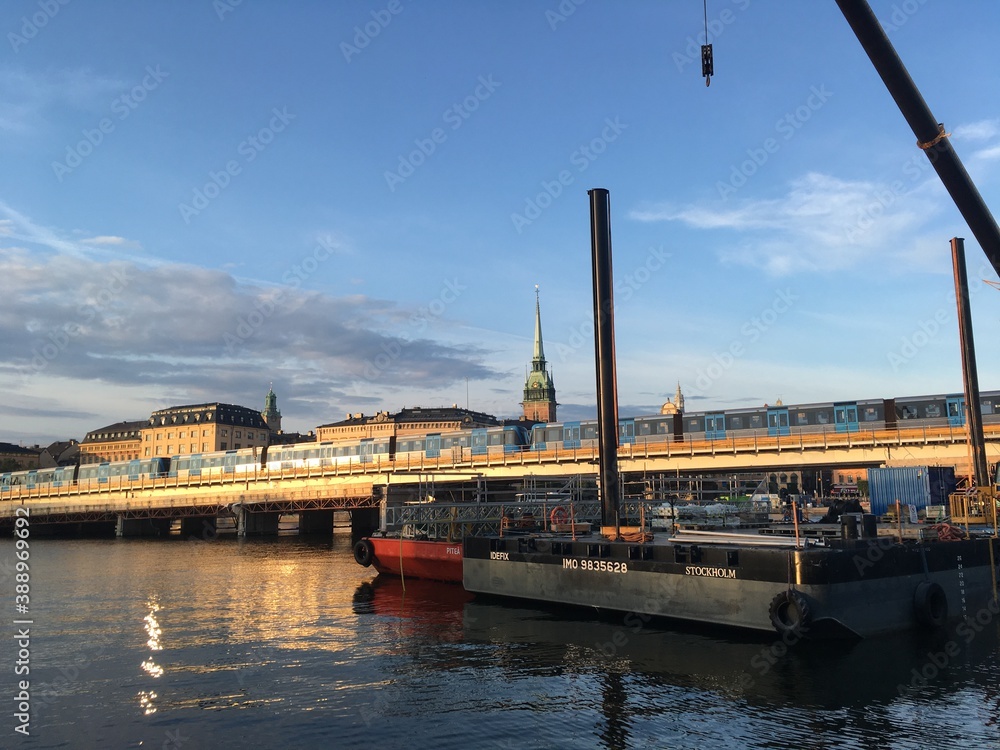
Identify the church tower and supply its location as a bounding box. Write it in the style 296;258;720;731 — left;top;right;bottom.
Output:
661;382;685;415
262;385;282;432
521;286;557;422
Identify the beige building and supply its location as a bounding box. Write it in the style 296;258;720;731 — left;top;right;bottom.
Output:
80;421;145;465
316;407;499;443
143;403;271;458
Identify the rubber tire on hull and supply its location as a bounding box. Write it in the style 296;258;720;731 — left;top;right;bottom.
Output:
913;581;948;628
353;539;375;567
768;590;812;638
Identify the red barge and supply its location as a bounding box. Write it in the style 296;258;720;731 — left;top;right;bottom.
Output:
354;536;464;583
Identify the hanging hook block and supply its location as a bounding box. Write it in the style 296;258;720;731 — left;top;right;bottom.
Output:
701;43;714;85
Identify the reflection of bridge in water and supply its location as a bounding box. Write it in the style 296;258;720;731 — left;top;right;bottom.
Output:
3;423;997;536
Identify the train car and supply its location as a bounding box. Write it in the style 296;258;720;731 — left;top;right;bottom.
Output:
394;434;433;462
266;437;393;474
0;465;77;491
469;425;530;456
530;419;634;451
77;457;169;486
169;446;263;480
894;391;1000;429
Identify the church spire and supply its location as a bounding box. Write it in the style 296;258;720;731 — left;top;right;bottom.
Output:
521;286;557;422
532;284;545;366
262;384;282;432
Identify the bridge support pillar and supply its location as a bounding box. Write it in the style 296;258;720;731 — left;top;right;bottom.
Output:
236;508;280;536
298;510;334;535
351;507;379;539
180;516;217;540
116;517;171;538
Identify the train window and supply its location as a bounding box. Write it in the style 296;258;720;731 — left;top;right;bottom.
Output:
816;412;829;424
750;415;763;428
730;417;743;429
863;407;878;421
796;412;808;425
925;405;941;417
901;406;917;419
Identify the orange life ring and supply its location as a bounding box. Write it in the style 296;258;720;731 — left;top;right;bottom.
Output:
550;506;568;526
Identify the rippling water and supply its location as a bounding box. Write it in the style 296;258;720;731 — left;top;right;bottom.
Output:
1;535;999;749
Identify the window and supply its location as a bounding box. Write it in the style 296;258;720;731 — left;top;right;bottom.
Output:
168;432;174;439
247;431;254;440
178;445;185;453
221;442;227;450
235;444;241;449
155;447;162;455
144;448;150;457
167;445;173;453
202;443;209;451
235;430;242;438
222;429;228;437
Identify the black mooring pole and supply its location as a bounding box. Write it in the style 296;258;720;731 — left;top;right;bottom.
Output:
589;188;621;534
836;0;1000;279
951;237;990;488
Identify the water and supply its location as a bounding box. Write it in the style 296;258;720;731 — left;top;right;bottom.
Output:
2;535;999;749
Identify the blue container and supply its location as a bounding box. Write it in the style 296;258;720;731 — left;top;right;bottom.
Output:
867;466;956;516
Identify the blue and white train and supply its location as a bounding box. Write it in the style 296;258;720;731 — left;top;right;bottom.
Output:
3;391;998;495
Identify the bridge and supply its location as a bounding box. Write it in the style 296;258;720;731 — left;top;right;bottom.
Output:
3;422;998;536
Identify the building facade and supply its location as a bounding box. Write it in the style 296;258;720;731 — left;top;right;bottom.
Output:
80;421;146;465
142;403;271;458
521;288;557;422
316;406;500;443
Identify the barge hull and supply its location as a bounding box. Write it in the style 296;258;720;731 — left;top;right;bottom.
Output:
463;535;1000;638
369;537;463;583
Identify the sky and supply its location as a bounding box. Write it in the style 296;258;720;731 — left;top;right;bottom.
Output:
3;0;1000;447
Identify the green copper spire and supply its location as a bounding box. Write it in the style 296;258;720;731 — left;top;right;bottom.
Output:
522;285;556;422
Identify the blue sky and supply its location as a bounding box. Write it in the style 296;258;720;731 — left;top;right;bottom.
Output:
3;0;1000;446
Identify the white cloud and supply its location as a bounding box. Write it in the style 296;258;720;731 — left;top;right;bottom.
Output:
81;235;143;250
973;144;1000;162
629;172;939;275
0;68;125;134
954;119;1000;142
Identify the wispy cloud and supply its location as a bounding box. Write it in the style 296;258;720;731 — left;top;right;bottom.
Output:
629;172;939;275
81;235;143;250
5;252;500;397
954;119;1000;142
0;67;125;134
973;144;1000;162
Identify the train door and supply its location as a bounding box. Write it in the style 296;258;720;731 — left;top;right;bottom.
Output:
127;459;141;481
471;428;488;456
619;419;635;445
425;433;441;459
705;413;726;440
359;438;375;464
834;404;859;433
98;462;111;483
767;408;790;437
946;396;965;426
563;422;582;449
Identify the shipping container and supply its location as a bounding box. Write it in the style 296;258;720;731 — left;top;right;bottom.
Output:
867;466;956;516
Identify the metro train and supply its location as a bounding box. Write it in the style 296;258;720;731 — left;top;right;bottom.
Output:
3;391;999;495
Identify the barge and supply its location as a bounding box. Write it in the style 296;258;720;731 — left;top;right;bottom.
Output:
463;527;1000;639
